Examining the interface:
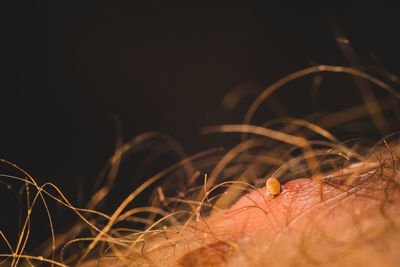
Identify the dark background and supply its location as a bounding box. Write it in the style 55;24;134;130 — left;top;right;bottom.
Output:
1;1;400;251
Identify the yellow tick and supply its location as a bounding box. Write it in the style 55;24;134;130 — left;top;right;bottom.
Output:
266;177;281;197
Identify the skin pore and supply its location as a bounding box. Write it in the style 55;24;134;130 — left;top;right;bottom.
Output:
2;65;400;266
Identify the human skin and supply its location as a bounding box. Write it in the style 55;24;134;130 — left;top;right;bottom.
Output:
180;162;400;267
82;155;400;267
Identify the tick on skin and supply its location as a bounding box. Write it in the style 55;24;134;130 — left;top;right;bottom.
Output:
266;177;281;197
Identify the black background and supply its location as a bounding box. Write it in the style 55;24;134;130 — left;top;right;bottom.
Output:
1;1;400;251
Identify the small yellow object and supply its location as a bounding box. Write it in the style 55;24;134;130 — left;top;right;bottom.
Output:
266;177;281;197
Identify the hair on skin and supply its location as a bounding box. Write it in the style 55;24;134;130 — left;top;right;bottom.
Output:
2;44;400;266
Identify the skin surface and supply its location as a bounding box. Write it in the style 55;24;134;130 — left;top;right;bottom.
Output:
82;158;400;266
178;174;396;266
